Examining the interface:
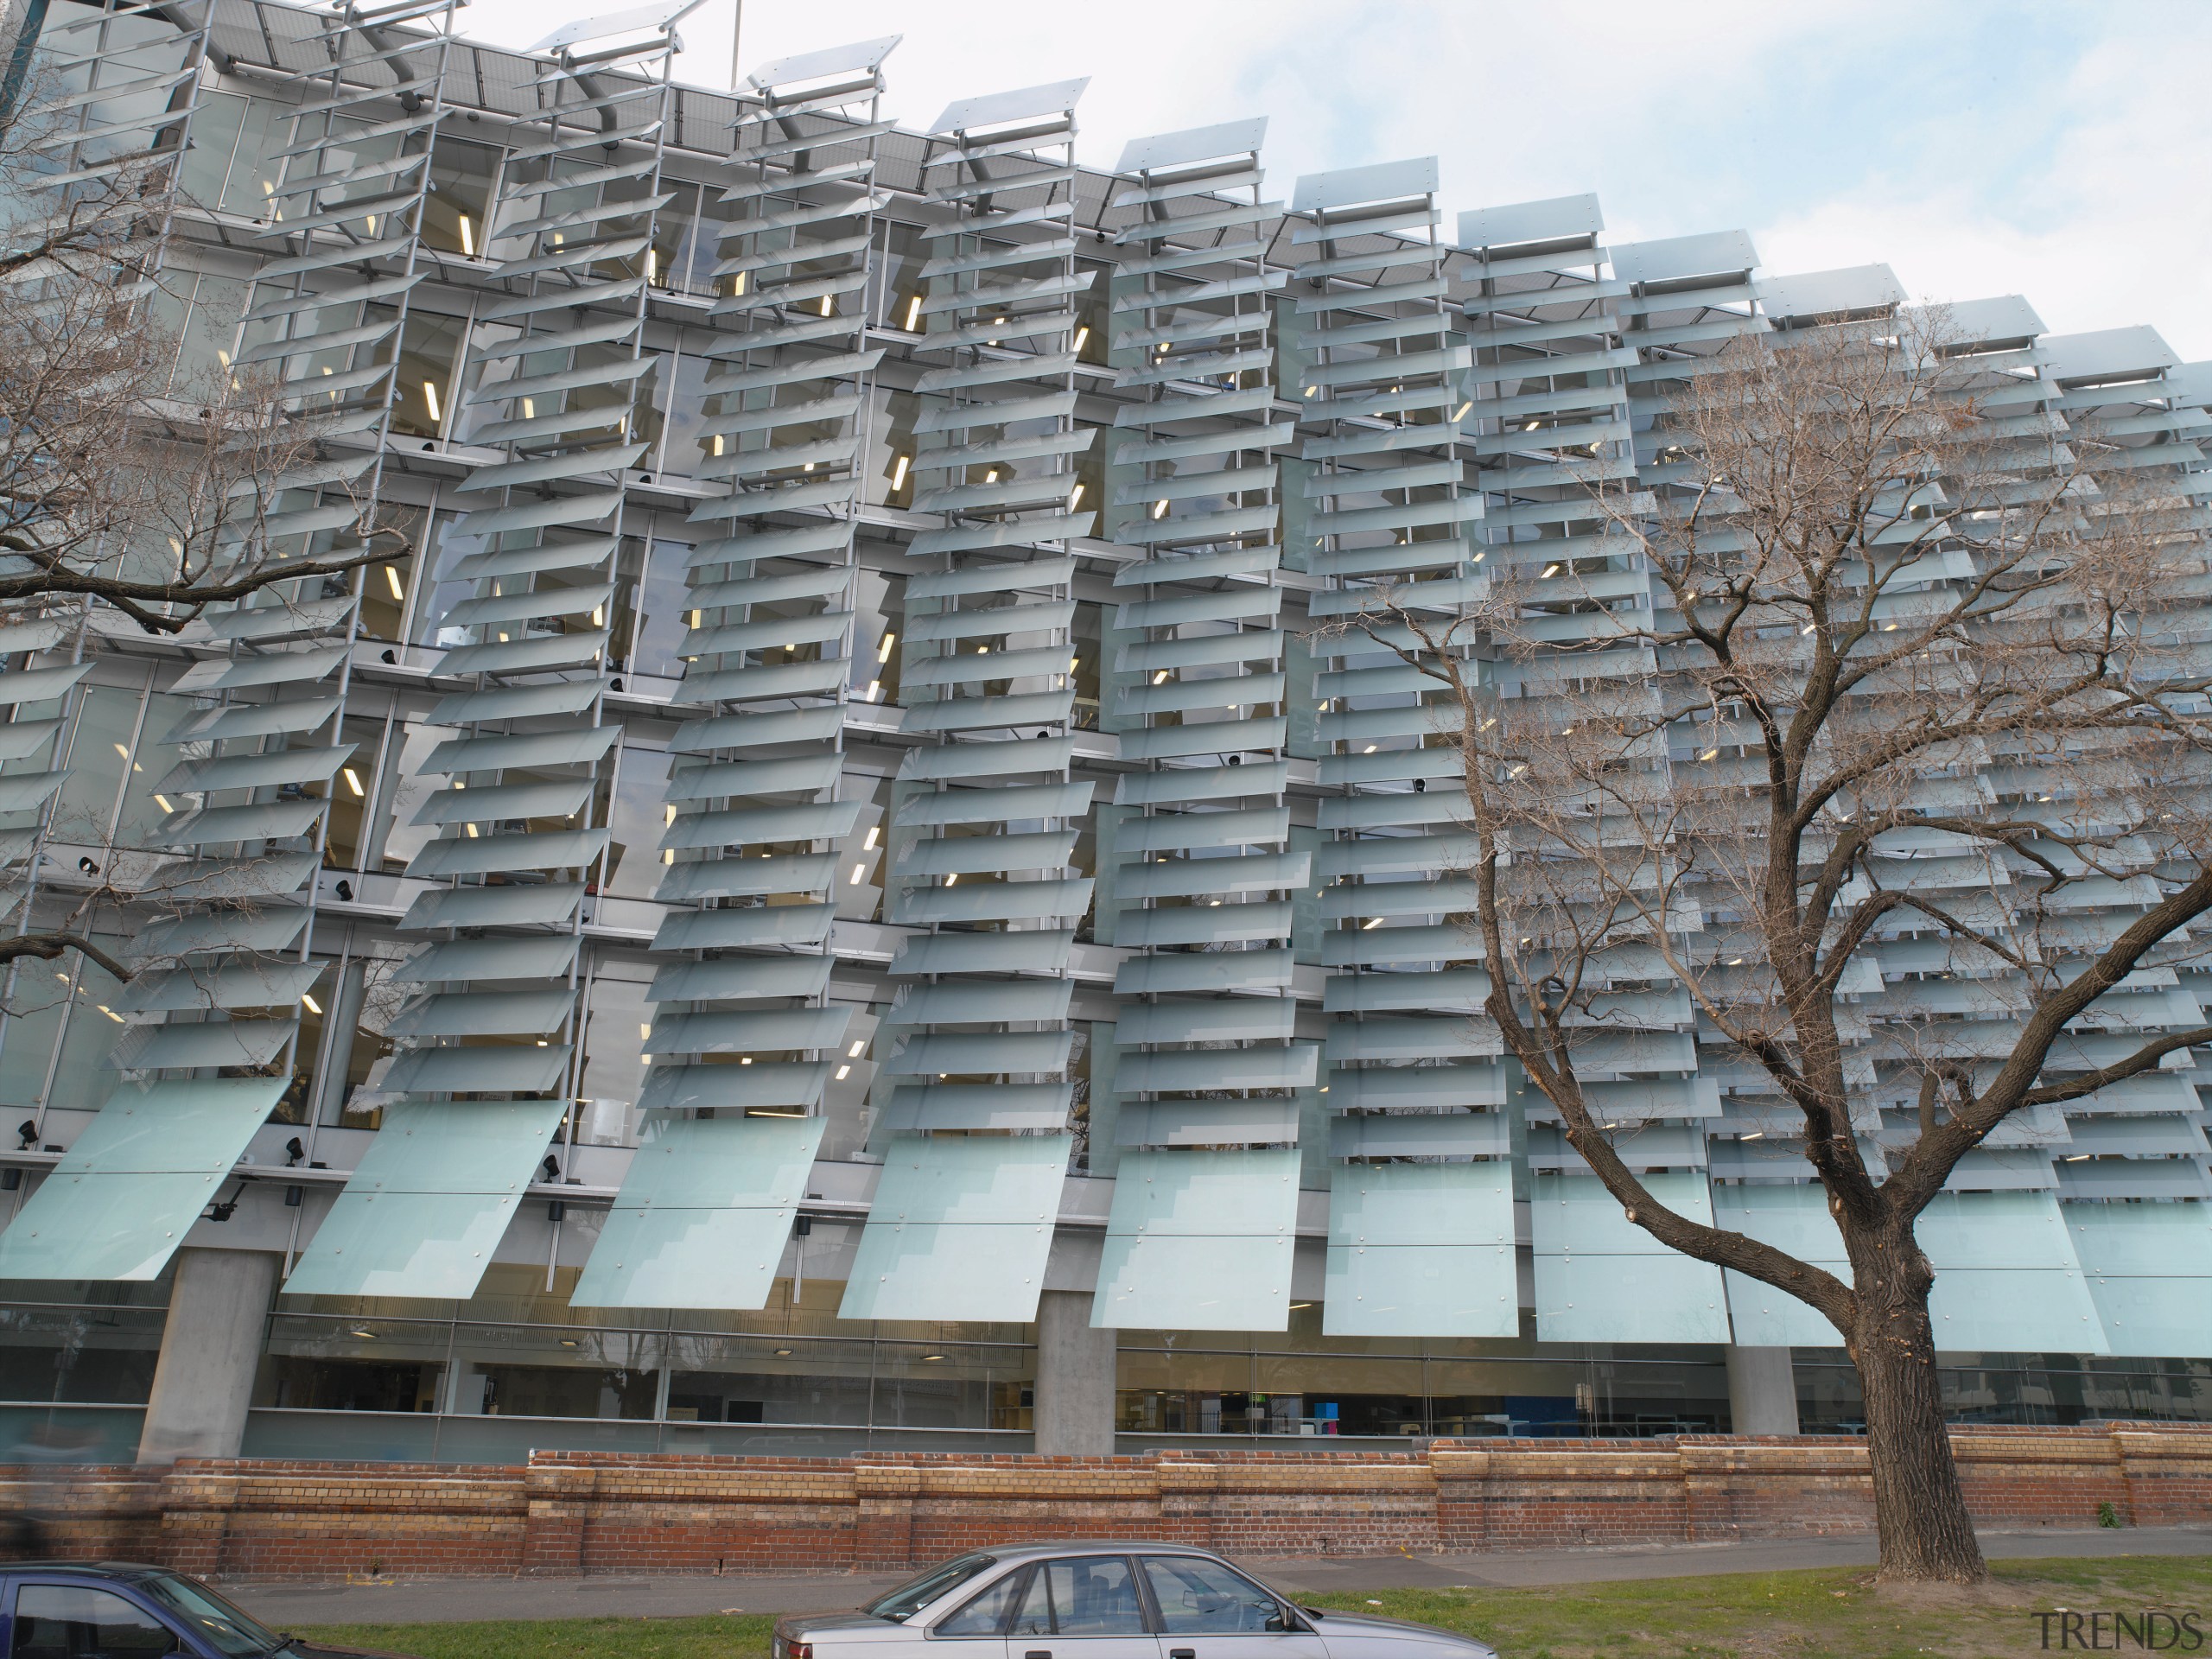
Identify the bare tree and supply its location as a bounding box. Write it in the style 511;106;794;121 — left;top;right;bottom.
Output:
1338;313;2212;1581
0;150;403;630
3;45;410;983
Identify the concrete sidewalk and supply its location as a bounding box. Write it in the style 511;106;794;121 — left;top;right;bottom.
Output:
226;1525;2212;1629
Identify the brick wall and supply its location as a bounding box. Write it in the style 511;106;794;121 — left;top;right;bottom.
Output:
3;1423;2204;1579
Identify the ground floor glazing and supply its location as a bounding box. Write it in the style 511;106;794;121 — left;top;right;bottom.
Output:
3;1264;2207;1464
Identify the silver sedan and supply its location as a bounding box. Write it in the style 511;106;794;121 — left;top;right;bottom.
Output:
774;1543;1498;1659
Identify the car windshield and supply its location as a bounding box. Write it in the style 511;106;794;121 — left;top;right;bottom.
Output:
137;1573;289;1658
861;1554;998;1622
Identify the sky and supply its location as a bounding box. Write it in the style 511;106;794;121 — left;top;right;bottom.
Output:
454;0;2212;359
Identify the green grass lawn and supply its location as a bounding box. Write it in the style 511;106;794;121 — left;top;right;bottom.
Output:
296;1555;2212;1659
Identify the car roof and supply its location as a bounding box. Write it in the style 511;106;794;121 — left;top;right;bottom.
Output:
968;1542;1225;1563
3;1564;166;1580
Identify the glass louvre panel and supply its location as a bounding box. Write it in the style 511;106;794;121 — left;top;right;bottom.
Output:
387;990;575;1039
408;830;608;877
1115;1099;1299;1147
284;1097;570;1300
1328;1112;1507;1159
1917;1192;2109;1355
1324;1163;1516;1337
112;961;326;1014
1091;1148;1300;1332
890;933;1073;976
158;800;327;845
887;981;1073;1027
0;664;94;705
837;1135;1071;1323
399;884;584;930
572;1115;825;1309
884;1032;1071;1075
2066;1200;2212;1357
378;1046;572;1096
109;1020;295;1071
1116;1047;1317;1094
168;646;348;692
1530;1171;1732;1344
1716;1183;1848;1348
1115;1001;1296;1046
878;1084;1072;1135
645;1007;850;1055
393;937;580;982
646;957;835;1003
0;1079;285;1281
636;1065;831;1114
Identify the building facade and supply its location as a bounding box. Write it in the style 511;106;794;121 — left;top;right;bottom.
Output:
3;0;2210;1465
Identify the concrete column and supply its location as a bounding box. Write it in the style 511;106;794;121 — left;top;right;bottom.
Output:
1033;1290;1116;1456
1725;1344;1801;1436
137;1247;282;1465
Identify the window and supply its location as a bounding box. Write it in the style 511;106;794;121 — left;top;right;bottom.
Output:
1013;1557;1147;1637
10;1584;177;1657
1141;1556;1284;1634
934;1569;1027;1637
136;1573;283;1659
863;1553;999;1623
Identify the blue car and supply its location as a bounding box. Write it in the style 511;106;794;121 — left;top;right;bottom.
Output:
0;1563;401;1658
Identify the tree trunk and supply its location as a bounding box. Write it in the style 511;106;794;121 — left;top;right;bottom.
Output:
1851;1286;1987;1583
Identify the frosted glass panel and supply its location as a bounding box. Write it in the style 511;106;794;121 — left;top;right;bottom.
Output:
572;1115;824;1309
1720;1185;2115;1353
284;1098;569;1300
2066;1200;2212;1357
1091;1147;1299;1331
1531;1170;1731;1344
837;1135;1070;1322
1919;1191;2107;1355
1325;1162;1516;1337
0;1079;283;1281
1716;1182;1849;1349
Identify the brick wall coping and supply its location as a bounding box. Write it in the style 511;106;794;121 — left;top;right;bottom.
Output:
5;1422;2203;1578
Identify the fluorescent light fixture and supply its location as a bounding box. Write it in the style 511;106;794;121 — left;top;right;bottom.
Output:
423;379;442;424
301;993;322;1014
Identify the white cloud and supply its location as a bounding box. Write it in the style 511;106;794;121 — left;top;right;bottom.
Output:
453;0;2212;354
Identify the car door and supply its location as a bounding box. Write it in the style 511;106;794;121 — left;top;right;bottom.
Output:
928;1562;1033;1659
1136;1556;1325;1659
1005;1554;1161;1659
10;1581;190;1659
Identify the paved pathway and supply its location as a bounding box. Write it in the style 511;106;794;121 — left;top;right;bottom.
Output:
226;1524;2212;1628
